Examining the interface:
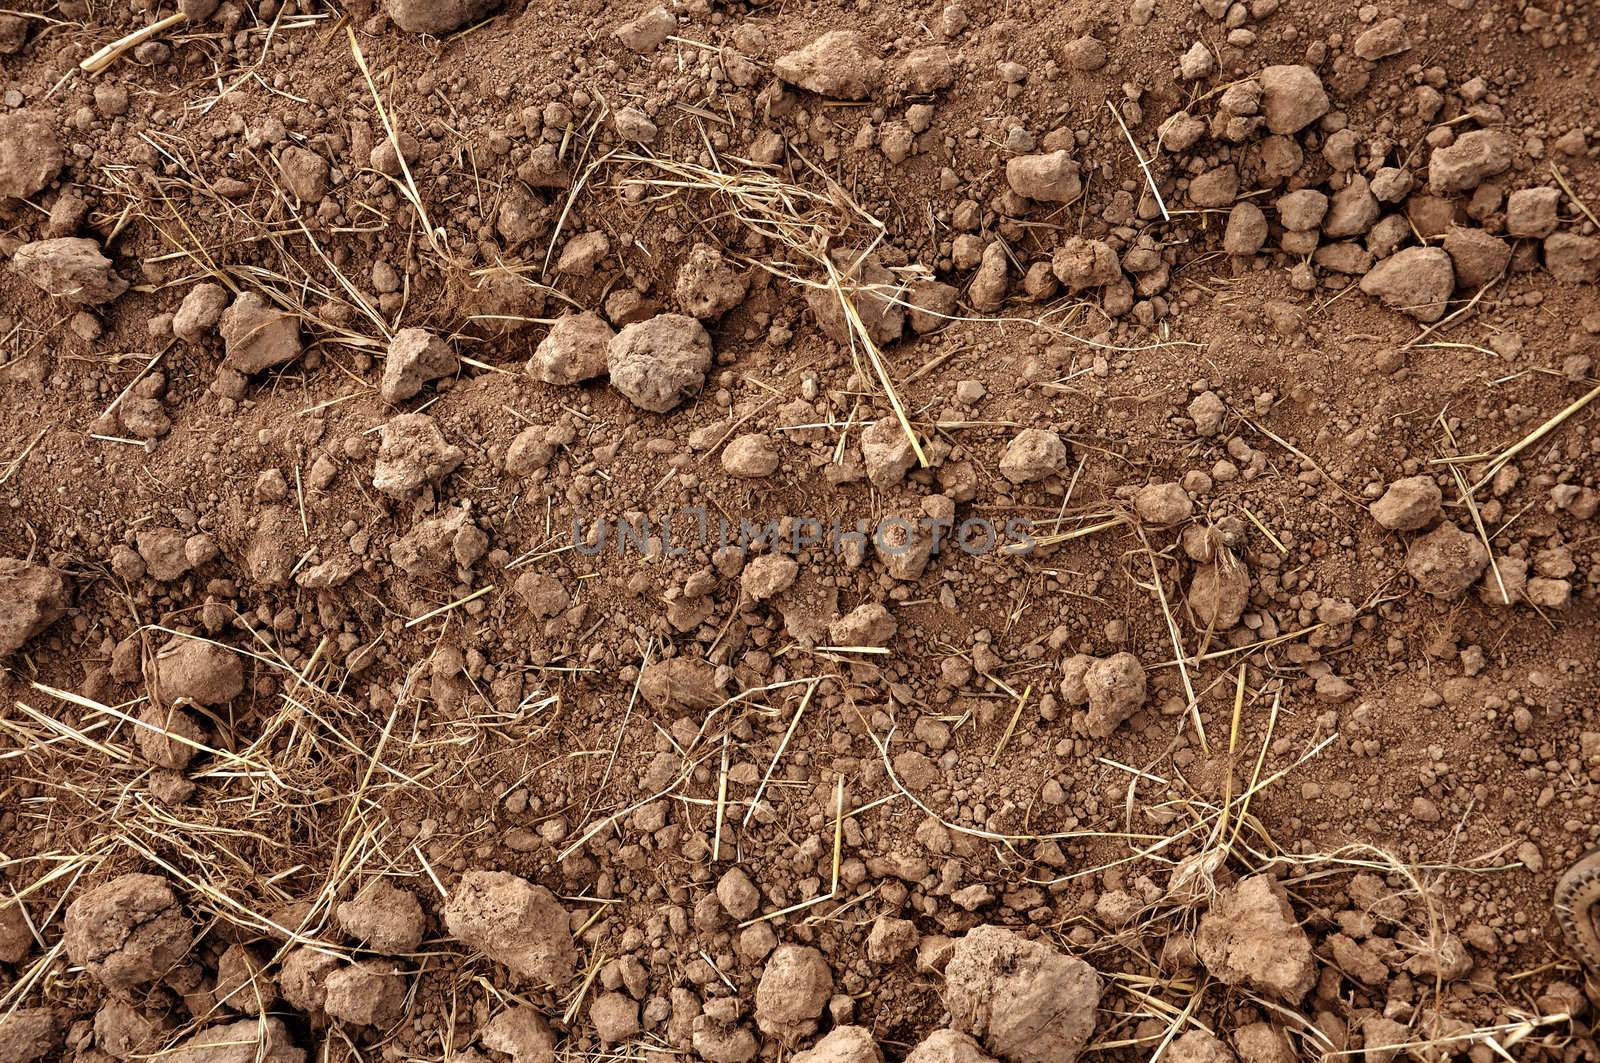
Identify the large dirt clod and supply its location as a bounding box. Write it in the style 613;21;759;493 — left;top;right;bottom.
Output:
0;559;70;657
382;328;458;404
324;958;408;1027
675;243;749;319
1405;522;1489;598
1371;476;1442;531
1194;875;1316;1004
639;657;725;710
1257;65;1329;134
805;250;906;347
219;292;302;373
337;879;427;954
1359;247;1454;323
0;112;63;199
754;944;834;1044
63;873;193;992
162;1017;304;1063
1427;130;1512;195
607;314;714;413
0;1008;63;1063
904;1029;997;1063
443;870;578;987
12;237;127;305
942;925;1101;1063
774;32;883;100
153;636;244;706
374;414;466;498
386;0;502;34
1005;151;1081;204
792;1025;884;1063
998;429;1067;484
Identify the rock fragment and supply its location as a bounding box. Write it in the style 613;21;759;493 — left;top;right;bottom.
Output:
443;870;577;987
943;925;1101;1063
1188;164;1238;208
1223;203;1267;255
1188;391;1226;436
0;901;30;964
11;238;127;305
1276;189;1329;232
607;314;713;413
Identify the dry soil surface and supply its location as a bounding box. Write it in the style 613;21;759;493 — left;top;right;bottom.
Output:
1;0;1599;1061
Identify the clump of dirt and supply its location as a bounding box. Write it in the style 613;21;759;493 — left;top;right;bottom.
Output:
1;0;1599;1060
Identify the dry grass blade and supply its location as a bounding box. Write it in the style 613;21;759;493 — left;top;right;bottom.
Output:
1106;99;1169;221
822;253;928;468
81;12;186;73
346;26;445;261
1470;381;1600;493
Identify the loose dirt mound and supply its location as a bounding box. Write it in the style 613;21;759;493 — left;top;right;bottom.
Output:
0;0;1598;1061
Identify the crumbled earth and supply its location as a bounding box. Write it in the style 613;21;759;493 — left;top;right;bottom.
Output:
1;1;1599;1061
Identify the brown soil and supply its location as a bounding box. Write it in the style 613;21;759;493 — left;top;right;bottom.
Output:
1;0;1599;1060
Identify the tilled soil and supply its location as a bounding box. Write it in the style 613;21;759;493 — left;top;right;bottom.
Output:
0;0;1599;1061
